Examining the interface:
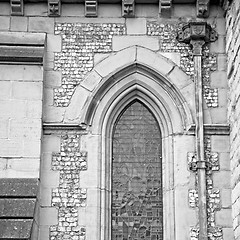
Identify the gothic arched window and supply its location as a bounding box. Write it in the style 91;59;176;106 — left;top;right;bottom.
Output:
112;100;163;240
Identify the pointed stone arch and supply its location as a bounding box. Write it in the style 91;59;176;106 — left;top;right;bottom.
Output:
63;46;197;240
64;46;195;134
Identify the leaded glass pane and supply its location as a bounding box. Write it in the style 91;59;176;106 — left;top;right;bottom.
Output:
112;101;163;240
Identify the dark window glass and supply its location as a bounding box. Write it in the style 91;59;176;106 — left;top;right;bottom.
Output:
112;101;163;240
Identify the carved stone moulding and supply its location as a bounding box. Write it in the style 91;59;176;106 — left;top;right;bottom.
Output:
0;32;46;64
159;0;172;18
85;0;98;17
177;22;218;44
197;0;210;18
48;0;61;17
122;0;135;18
11;0;24;16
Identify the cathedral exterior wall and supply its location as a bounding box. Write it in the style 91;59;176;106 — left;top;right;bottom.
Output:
0;2;235;240
226;1;240;239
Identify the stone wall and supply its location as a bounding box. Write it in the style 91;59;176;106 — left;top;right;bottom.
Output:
0;64;43;177
226;0;240;239
0;2;234;240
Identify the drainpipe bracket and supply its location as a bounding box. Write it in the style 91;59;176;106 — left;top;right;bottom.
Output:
189;160;212;172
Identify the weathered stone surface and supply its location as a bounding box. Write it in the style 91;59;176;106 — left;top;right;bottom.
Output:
112;35;159;51
0;16;10;31
44;71;62;88
0;219;32;238
12;82;43;100
0;65;43;81
0;158;40;178
0;81;11;100
46;34;62;52
0;139;23;157
28;17;54;33
126;18;147;35
25;3;48;16
216;209;233;227
0;199;36;217
10;16;28;32
0;178;38;196
0;31;45;46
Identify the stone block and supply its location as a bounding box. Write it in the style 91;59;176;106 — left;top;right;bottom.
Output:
98;4;121;17
64;85;91;123
0;158;7;172
0;158;40;178
0;219;32;239
95;46;136;78
46;34;62;52
42;135;61;153
0;199;35;217
61;3;85;16
210;107;227;124
173;135;194;187
81;70;102;92
0;65;43;81
0;3;10;15
94;53;110;65
167;66;192;90
135;4;158;18
174;187;197;239
210;35;226;54
0;16;10;31
210;71;228;88
40;153;52;171
213;171;231;189
10;16;28;32
222;228;234;240
39;186;52;207
23;140;41;158
219;152;230;170
218;89;228;109
216;209;233;227
43;106;65;123
0;81;11;100
217;54;227;71
221;189;232;208
0;139;23;157
28;17;54;33
38;225;50;240
26;100;42;119
39;207;58;225
160;52;181;66
112;36;159;51
40;170;59;188
44;71;62;87
25;3;48;16
212;135;230;152
136;47;174;76
126;18;147;35
0;178;38;196
172;4;196;17
9;119;42;139
0;100;27;119
216;18;226;35
0;32;45;46
12;82;43;100
43;88;54;106
43;51;54;71
55;16;124;24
